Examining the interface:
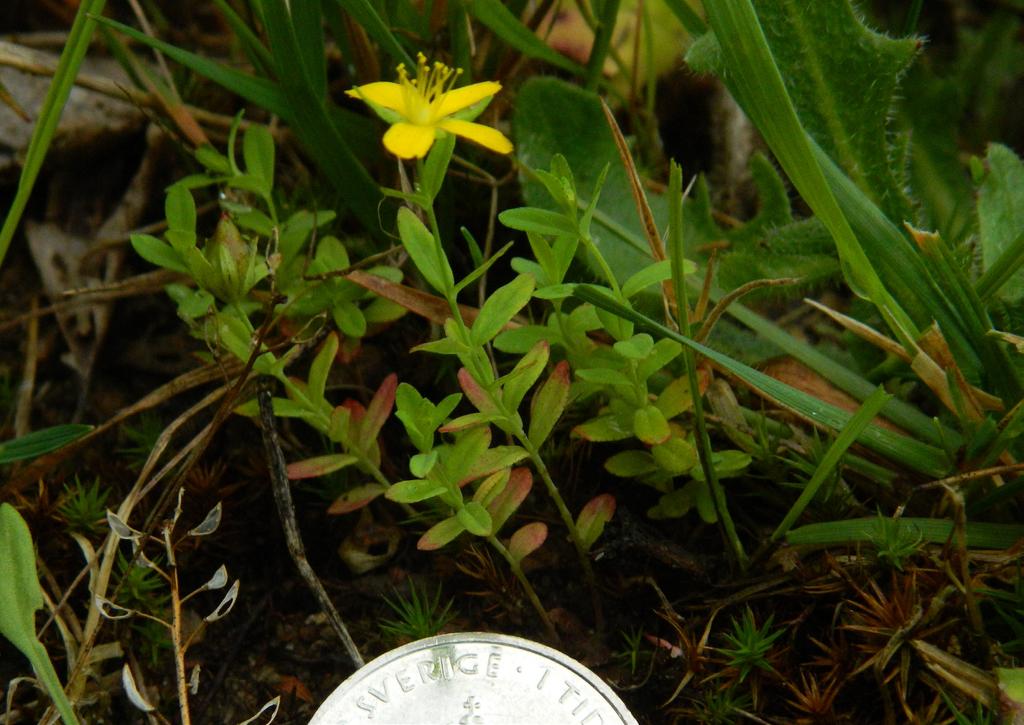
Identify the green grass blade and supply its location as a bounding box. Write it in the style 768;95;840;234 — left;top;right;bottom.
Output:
572;284;950;477
771;386;891;542
669;162;747;568
701;0;918;347
330;0;414;67
663;0;707;36
260;0;383;234
211;0;274;77
0;425;93;464
464;0;586;75
283;0;327;98
0;0;107;270
585;0;621;90
786;517;1024;550
96;16;291;117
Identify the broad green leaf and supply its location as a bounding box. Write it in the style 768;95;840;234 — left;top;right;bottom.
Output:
529;361;571;446
461;447;529;485
613;333;655;360
397;207;454;295
502;341;550;411
286;453;358;479
456;501;493;537
633;405;670;445
508;522;548;565
418;516;466;551
242;124;275;197
514;78;657;283
978;144;1024;304
576;494;616;552
472;274;536;346
307;333;339;405
0;425;92;464
690;449;751;481
687;0;917;225
130;234;187;273
604;450;659;478
499;208;579;238
386;479;447;504
621;260;675;299
651;435;698;475
327;483;387;514
0;504;80;725
486;468;532;533
572;413;632;443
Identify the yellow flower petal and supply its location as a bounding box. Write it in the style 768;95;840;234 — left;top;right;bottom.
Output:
438;119;513;155
383;122;437;159
346;82;406;113
435;81;502;118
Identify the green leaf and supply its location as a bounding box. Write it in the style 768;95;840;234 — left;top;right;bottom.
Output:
417;516;466;551
397;207;454;295
327;483;387;514
613;333;655;360
691;450;751;481
572;413;632;443
604;450;658;478
307;333;339;405
528;360;571;447
576;494;616;552
420;134;455;202
166;184;197;239
633;405;670;445
574;285;951;477
651;435;698;475
242;124;275;197
499;208;579;238
130;234;187;273
0;425;92;464
688;0;918;225
0;504;80;725
486;468;532;533
386;479;447;504
978;144;1024;304
286;453;359;479
621;260;674;299
456;501;493;537
508;522;548;565
786;517;1024;549
502;341;550;411
513;78;658;283
471;274;536;346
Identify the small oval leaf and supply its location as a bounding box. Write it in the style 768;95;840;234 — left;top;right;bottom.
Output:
122;664;156;712
509;522;548;564
205;579;240;622
188;502;223;537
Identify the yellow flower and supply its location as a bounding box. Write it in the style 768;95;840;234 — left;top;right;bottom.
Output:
347;54;513;160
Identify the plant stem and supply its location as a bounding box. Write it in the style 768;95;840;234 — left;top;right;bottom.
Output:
667;162;748;569
168;564;192;725
487;536;558;642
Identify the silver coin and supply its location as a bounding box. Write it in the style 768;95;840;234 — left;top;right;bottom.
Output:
309;632;638;724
